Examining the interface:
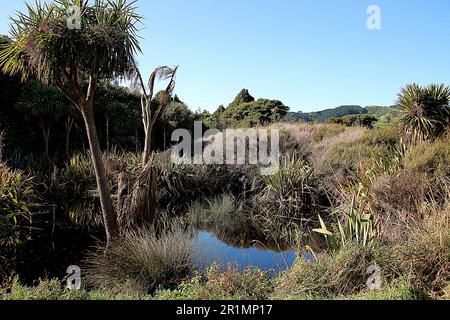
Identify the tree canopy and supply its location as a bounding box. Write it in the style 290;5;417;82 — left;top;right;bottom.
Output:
208;89;290;127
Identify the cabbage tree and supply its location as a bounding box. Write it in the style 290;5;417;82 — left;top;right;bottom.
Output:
397;84;450;142
0;0;142;245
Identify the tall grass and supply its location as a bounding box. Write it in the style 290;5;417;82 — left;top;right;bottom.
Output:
187;194;238;228
83;223;196;293
252;155;319;235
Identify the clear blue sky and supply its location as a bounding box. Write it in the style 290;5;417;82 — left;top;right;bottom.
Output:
1;0;450;112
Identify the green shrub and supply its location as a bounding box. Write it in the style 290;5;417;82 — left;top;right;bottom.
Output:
0;165;35;243
156;156;257;214
252;155;319;235
155;264;273;300
326;114;378;129
314;188;377;252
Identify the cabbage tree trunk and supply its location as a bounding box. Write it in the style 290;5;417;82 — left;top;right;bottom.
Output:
80;98;119;245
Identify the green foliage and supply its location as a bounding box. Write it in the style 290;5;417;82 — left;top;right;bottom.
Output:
275;226;449;300
364;105;391;116
375;110;400;128
163;101;196;129
0;0;141;83
155;264;273;300
0;77;197;159
14;80;68;155
0;164;37;279
397;83;450;142
229;89;255;107
288;105;368;123
314;187;377;251
156;157;256;213
15;80;66;122
284;111;314;122
0;165;35;243
326;114;378;129
313;105;368;123
346;277;426;300
94;83;142;149
2;278;149;300
217;89;290;127
252;155;318;234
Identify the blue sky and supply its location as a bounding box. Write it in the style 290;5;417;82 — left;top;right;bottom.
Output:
1;0;450;112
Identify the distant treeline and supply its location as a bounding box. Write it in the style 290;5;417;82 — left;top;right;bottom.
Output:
285;105;397;123
201;88;398;128
1;33;397;162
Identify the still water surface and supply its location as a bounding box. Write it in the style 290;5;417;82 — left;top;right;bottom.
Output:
194;230;312;275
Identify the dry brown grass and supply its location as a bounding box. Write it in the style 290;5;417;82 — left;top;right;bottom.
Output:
311;126;367;165
277;123;316;158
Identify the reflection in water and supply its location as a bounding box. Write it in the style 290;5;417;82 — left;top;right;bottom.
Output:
194;230;311;275
189;195;315;274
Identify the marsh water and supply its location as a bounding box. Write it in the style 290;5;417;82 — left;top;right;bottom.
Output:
194;229;298;274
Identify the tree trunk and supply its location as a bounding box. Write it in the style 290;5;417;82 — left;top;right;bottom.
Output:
44;129;50;158
39;119;50;158
81;100;119;245
164;126;167;150
106;116;110;153
142;121;152;165
135;127;139;154
65;116;74;156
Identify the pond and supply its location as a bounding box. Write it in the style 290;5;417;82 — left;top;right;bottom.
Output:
188;195;316;274
194;229;312;275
